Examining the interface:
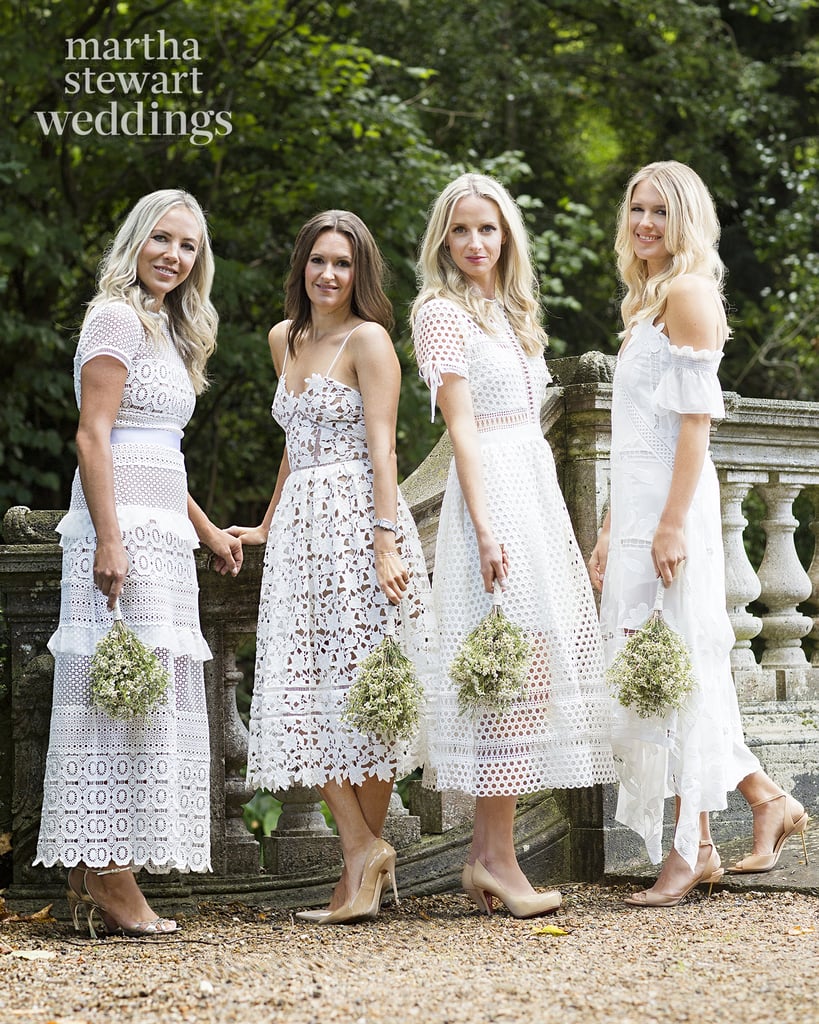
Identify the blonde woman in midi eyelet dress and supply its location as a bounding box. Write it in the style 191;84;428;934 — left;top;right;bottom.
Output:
35;190;243;936
229;211;437;925
411;173;616;919
588;161;809;908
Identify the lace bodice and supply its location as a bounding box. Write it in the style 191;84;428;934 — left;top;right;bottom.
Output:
414;298;549;429
273;373;368;470
75;302;196;436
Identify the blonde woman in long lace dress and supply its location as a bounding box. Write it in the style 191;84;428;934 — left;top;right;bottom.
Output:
36;190;243;936
411;173;615;918
588;161;808;907
229;211;436;925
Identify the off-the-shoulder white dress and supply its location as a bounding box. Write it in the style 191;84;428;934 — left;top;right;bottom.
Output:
601;318;761;868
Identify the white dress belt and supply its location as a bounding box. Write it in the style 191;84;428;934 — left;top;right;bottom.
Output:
110;427;181;450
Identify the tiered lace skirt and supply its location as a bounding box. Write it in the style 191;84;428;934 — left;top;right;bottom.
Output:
35;441;212;872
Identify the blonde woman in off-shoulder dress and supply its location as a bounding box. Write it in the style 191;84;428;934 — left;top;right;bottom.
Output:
587;161;809;907
411;173;616;919
36;190;243;936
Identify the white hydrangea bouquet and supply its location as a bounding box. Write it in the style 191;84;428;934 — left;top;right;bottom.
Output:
450;582;532;717
607;580;696;719
90;599;170;720
343;605;423;741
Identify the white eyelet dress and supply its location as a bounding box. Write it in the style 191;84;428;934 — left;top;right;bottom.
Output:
35;302;213;873
246;327;438;791
413;298;616;796
601;318;761;869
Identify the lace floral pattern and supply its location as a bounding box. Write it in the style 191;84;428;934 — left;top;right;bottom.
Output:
246;371;438;791
602;318;760;868
35;302;212;873
413;298;615;796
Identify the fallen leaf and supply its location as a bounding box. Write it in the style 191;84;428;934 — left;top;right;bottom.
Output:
28;904;56;923
10;949;57;960
532;924;569;936
0;903;56;925
786;925;815;936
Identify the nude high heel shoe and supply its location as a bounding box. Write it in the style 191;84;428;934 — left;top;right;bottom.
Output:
728;794;809;874
462;862;492;914
295;909;332;922
624;841;724;908
318;839;398;925
470;861;562;918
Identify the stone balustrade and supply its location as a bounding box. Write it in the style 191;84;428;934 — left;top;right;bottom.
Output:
1;352;817;905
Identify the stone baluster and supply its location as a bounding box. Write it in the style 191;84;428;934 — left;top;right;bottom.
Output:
221;636;261;874
263;786;341;876
807;486;819;667
381;786;421;849
756;477;813;671
719;471;765;671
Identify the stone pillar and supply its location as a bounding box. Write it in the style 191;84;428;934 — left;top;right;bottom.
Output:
756;478;813;682
262;786;341;876
407;782;475;834
807;487;819;668
381;787;421;849
0;508;63;888
222;637;259;874
197;546;264;876
719;471;767;698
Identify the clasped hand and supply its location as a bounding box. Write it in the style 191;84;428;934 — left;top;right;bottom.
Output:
207;529;244;576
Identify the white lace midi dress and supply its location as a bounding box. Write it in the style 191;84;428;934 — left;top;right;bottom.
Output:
413;298;616;796
246;330;437;792
35;302;212;873
601;318;761;868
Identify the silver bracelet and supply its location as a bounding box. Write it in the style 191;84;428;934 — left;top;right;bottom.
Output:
373;518;398;534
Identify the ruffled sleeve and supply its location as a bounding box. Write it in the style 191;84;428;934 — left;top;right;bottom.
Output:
412;299;469;422
652;344;725;419
77;302;145;371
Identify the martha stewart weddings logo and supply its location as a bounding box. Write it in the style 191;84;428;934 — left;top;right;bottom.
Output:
34;31;233;147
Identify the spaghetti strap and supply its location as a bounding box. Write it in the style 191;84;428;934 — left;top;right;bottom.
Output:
325;322;366;377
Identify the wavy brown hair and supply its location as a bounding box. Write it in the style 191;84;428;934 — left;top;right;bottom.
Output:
284;210;394;355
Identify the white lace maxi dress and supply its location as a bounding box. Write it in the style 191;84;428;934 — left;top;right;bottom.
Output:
413;298;615;796
35;302;212;873
601;318;761;869
246;331;437;792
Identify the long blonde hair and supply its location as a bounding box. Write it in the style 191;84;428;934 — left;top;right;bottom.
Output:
615;161;726;333
411;173;547;355
85;189;218;393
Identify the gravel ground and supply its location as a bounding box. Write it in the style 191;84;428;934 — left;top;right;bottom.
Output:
1;883;817;1024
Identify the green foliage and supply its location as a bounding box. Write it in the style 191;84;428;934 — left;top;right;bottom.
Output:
2;0;819;527
242;790;282;840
